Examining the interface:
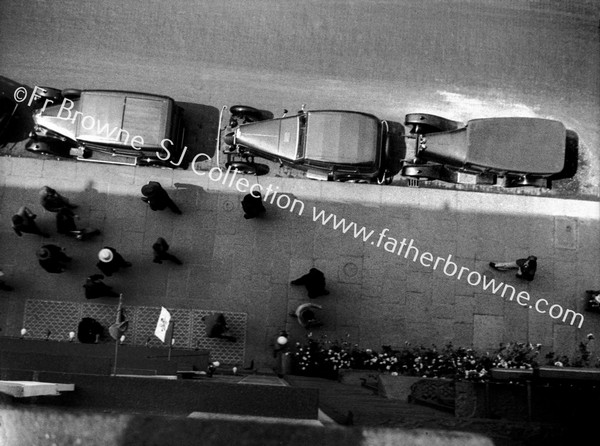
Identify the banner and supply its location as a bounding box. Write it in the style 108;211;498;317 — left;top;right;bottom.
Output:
154;307;171;343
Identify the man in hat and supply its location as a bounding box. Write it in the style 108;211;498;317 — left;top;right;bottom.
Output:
152;237;183;265
0;269;14;291
83;274;120;299
77;317;104;343
12;206;49;237
96;247;132;276
37;244;71;273
141;181;182;215
291;268;330;298
490;255;538;281
56;208;101;241
39;186;77;213
241;193;266;219
203;313;236;342
289;303;324;329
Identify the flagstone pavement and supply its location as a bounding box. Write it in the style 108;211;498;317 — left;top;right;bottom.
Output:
0;156;599;369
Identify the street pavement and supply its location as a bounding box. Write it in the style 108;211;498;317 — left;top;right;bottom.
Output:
0;156;599;368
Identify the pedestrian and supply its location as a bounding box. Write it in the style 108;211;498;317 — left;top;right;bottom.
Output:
202;312;236;342
39;186;77;212
56;208;101;241
37;244;71;273
291;268;330;298
96;247;132;276
77;317;105;343
83;274;120;299
289;303;324;329
12;206;49;237
0;270;14;292
490;255;538;281
152;237;183;265
241;193;266;219
141;181;182;214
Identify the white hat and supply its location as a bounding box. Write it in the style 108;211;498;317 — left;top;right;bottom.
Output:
98;248;114;263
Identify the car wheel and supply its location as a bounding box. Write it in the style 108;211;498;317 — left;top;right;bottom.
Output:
61;89;82;100
226;161;256;175
404;113;462;134
229;105;269;122
401;164;441;180
505;175;548;188
25;138;71;157
33;87;63;105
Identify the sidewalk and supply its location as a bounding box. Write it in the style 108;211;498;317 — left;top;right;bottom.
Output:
0;156;599;368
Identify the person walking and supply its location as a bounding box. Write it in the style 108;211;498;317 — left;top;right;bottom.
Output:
490;255;538;281
141;181;182;214
83;274;120;299
152;237;183;265
39;186;77;212
202;313;236;342
56;208;101;241
0;270;14;292
37;244;71;273
12;206;49;237
241;193;266;219
289;303;324;329
96;247;132;276
291;268;330;298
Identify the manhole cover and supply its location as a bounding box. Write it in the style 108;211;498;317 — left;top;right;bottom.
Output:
343;262;359;277
223;201;234;211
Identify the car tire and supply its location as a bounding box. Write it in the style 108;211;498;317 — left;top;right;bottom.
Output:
404;113;462;134
401;164;442;180
229;105;269;122
61;89;82;100
34;87;63;105
226;161;257;175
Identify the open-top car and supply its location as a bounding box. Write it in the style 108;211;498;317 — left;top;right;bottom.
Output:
27;89;186;168
402;113;572;188
223;105;395;183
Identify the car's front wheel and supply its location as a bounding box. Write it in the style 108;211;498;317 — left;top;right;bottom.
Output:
61;89;82;100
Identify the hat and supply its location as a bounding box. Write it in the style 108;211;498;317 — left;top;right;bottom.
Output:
141;183;158;198
98;248;114;263
37;247;50;260
39;186;52;196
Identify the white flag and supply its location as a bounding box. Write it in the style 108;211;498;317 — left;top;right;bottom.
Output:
154;307;171;343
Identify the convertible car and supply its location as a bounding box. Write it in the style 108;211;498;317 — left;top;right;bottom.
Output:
402;113;571;188
27;89;186;167
223;105;394;183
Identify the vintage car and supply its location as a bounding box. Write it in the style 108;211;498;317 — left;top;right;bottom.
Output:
27;89;186;167
222;105;394;183
402;113;571;188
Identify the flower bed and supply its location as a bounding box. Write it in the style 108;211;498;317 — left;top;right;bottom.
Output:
288;334;598;381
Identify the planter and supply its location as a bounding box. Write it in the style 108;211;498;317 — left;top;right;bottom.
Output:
337;369;378;386
377;374;422;401
536;366;600;381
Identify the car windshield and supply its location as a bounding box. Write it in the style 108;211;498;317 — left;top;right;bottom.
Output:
304;112;378;165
